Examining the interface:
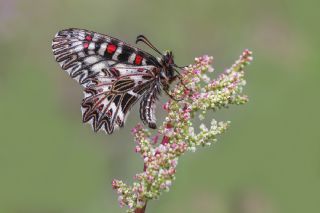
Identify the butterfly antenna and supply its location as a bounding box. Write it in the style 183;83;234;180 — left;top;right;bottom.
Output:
136;35;163;55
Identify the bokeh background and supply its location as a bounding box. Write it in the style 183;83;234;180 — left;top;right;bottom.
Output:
1;0;319;212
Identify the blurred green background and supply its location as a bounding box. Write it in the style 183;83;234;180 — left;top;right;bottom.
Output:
1;0;319;212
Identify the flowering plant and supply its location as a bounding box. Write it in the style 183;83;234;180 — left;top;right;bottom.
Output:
112;50;253;213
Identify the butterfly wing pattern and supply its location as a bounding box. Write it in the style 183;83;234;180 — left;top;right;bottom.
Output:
52;28;164;134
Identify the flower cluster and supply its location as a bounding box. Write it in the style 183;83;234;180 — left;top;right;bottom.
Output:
112;50;253;213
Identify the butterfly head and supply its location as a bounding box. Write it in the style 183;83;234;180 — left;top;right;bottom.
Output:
161;50;175;79
135;35;177;79
163;50;174;64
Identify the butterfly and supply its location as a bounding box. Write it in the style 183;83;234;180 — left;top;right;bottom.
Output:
52;28;182;134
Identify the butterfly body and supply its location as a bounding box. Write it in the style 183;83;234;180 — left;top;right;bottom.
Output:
52;28;177;134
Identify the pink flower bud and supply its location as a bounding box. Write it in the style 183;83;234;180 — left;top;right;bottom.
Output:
183;112;190;120
193;69;201;75
171;143;177;149
152;134;160;144
163;102;169;111
135;146;141;153
162;136;170;144
184;89;190;95
111;180;119;189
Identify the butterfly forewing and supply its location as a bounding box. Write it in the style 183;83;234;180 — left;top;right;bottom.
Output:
52;28;162;134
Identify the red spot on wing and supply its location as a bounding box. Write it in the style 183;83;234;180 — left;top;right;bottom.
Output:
107;109;112;118
83;43;89;48
106;43;117;54
98;104;104;111
135;55;143;65
85;35;92;41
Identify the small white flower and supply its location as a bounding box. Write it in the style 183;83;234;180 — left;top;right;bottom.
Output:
198;113;205;120
158;169;164;175
144;157;149;163
208;66;214;72
159;144;167;152
171;158;178;167
188;127;195;136
199;123;208;131
188;146;196;152
202;74;210;83
137;200;145;208
128;201;134;208
210;119;217;126
193;77;200;83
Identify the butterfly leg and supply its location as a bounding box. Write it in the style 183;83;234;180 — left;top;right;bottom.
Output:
163;86;183;102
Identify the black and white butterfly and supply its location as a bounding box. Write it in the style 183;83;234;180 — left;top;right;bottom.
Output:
52;28;181;134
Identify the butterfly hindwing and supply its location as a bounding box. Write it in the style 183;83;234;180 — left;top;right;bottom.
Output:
81;66;157;134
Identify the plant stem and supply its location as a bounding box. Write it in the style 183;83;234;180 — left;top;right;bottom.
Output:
134;202;147;213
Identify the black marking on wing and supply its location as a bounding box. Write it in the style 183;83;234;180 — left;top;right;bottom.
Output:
118;45;134;62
